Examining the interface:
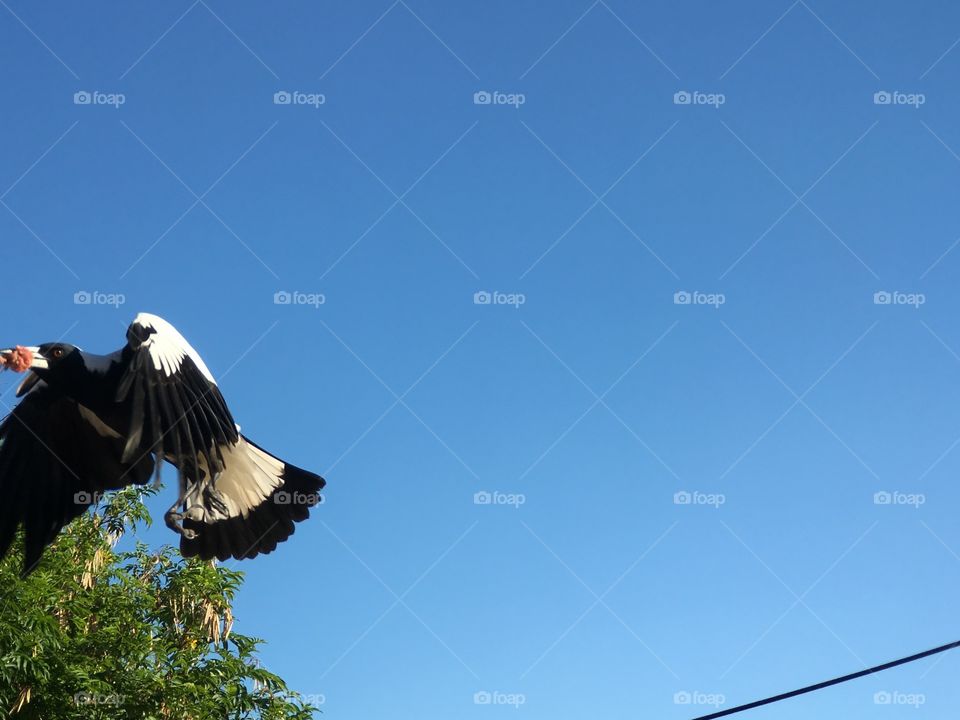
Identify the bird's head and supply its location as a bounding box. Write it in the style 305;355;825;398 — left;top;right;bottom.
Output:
0;343;83;384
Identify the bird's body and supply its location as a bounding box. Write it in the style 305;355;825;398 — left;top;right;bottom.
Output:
0;313;325;574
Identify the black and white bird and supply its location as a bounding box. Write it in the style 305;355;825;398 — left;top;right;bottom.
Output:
0;313;325;575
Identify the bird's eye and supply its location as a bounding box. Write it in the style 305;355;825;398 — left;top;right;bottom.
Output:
51;348;64;359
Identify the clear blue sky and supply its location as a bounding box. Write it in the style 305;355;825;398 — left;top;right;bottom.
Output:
2;1;960;718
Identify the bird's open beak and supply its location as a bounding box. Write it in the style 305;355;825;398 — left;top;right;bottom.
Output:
25;347;47;370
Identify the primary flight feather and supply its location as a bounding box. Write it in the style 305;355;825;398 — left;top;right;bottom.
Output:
0;313;325;574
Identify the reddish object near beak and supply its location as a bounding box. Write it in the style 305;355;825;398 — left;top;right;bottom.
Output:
0;346;33;373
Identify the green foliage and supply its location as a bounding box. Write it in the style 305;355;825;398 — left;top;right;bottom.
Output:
0;486;318;719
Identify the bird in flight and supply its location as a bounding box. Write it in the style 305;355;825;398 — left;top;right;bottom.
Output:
0;313;325;575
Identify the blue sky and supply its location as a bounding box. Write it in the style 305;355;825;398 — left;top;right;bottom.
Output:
2;1;960;718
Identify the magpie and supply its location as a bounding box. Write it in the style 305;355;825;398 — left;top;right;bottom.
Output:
0;313;325;575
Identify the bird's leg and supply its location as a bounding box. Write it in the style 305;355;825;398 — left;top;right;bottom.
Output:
165;512;198;540
203;470;229;517
163;470;198;539
163;501;185;536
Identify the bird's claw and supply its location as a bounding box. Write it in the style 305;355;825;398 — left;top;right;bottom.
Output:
164;509;196;538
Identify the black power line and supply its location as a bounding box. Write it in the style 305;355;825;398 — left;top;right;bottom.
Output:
690;639;960;720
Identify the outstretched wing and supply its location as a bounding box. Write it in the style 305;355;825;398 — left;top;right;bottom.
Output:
116;313;238;480
0;382;155;575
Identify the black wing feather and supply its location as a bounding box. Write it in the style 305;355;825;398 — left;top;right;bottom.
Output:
0;385;155;575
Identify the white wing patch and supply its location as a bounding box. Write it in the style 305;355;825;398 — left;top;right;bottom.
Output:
132;313;217;384
185;438;285;521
